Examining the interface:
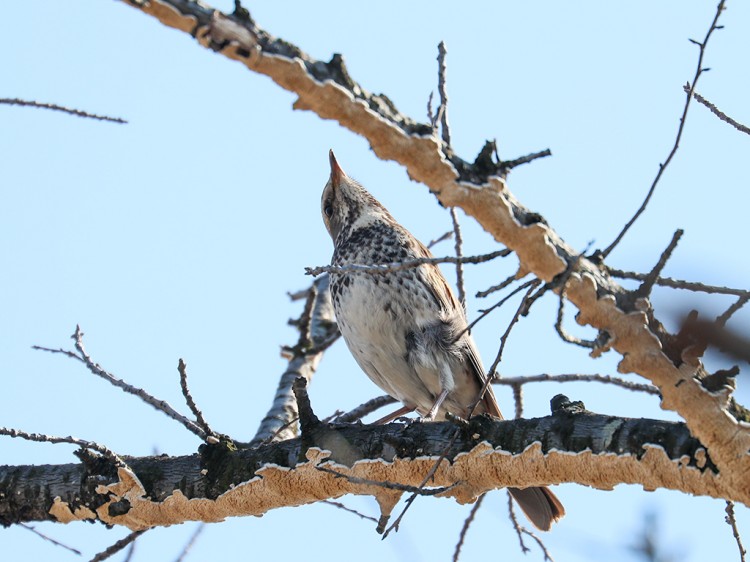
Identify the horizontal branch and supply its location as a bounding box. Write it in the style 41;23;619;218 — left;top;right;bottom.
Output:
0;401;734;530
305;249;509;277
0;97;127;123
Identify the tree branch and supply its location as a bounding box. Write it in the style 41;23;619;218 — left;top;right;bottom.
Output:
1;400;735;529
117;0;750;503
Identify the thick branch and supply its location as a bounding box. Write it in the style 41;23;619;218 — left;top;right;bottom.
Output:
119;0;750;495
0;407;734;530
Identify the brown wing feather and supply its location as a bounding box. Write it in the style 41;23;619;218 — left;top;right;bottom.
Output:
412;238;504;419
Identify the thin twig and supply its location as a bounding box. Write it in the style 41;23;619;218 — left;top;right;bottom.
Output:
20;524;82;556
89;531;146;562
556;276;597;349
178;359;216;440
427;230;453;249
452;495;485;562
122;541;136;562
0;427;126;467
35;326;206;439
600;1;726;259
487;282;541;377
511;383;524;419
508;493;531;554
725;501;747;562
502;149;552;171
508;493;555;561
305;249;510;277
317;466;457;496
336;395;398;423
687;87;750;136
608;269;750;298
450;207;466;309
323;500;379;523
437;41;451;146
717;295;750;327
173;523;205;562
383;430;463;538
468;281;540;419
476;272;526;299
636;229;684;297
0;98;127;124
462;278;540;338
495;373;660;395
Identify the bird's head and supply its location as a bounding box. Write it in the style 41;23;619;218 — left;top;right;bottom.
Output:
321;150;390;245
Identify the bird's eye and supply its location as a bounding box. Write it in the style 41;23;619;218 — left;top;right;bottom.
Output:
324;200;334;218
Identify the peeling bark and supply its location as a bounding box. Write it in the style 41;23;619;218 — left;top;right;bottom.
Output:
0;406;739;530
116;0;750;501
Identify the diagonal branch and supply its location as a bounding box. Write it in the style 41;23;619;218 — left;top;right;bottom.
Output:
249;275;338;445
599;1;726;258
118;0;750;496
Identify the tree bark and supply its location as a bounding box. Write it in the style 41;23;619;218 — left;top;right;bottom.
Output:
116;0;750;503
0;398;736;530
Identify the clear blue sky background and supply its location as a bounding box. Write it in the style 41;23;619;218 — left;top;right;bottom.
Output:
2;1;749;561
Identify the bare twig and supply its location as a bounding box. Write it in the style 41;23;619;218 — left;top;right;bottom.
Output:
0;98;127;124
305;249;510;277
178;359;217;440
508;493;531;554
453;495;485;562
556;277;597;349
687;86;750;136
20;524;82;556
122;541;136;562
450;207;466;309
336;395;398;423
383;430;463;538
502;148;552;171
437;41;451;146
427;230;453;249
600;1;726;258
508;493;555;561
725;501;747;562
495;373;660;395
487;281;541;377
717;295;750;327
317;466;457;496
476;272;526;299
462;278;540;337
34;326;206;439
511;383;524;419
636;229;684;297
0;427;126;468
608;269;750;298
323;500;379;523
89;531;146;562
469;281;540;419
173;523;205;562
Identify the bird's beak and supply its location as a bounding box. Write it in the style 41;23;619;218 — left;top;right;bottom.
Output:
329;149;346;186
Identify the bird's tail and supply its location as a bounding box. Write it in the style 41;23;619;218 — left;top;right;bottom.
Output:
509;486;565;531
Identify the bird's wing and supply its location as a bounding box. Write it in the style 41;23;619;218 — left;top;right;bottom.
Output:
413;237;504;419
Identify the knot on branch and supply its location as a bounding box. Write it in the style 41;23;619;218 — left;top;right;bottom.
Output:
550;394;587;415
701;366;739;393
108;499;132;517
328;54;355;90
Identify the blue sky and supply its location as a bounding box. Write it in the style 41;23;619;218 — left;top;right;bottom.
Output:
2;1;749;561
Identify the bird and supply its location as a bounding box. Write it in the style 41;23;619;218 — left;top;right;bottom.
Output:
320;150;565;531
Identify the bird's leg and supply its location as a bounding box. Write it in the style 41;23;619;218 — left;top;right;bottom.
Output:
423;389;450;421
373;405;416;425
